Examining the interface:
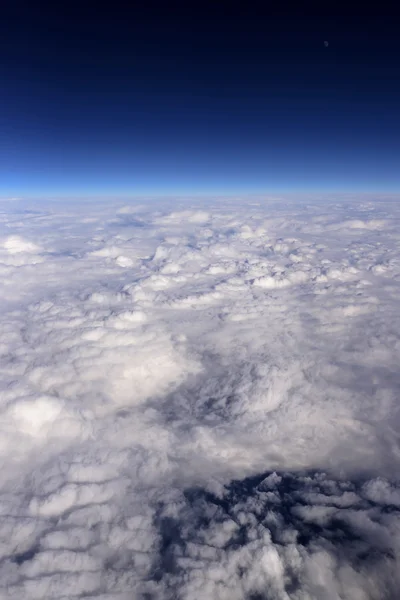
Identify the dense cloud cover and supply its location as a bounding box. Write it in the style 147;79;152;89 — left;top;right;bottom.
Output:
1;197;400;599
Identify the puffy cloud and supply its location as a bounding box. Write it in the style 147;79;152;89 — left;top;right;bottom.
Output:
2;235;41;254
150;471;400;600
0;196;400;598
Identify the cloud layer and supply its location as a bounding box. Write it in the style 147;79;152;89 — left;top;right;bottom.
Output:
1;196;400;599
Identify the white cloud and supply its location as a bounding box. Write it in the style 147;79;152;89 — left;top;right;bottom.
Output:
0;196;400;598
2;235;41;254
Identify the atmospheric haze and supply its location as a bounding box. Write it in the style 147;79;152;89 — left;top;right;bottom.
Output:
1;196;400;599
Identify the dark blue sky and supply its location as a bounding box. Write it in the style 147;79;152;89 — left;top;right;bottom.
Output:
1;4;400;197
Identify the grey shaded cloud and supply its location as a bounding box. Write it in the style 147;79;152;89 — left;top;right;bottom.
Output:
150;471;400;600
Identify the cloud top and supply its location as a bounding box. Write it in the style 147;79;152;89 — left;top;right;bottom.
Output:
0;196;400;598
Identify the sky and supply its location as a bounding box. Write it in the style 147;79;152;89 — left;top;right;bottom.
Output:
1;4;400;198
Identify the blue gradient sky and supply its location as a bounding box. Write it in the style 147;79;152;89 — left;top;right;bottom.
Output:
1;6;400;198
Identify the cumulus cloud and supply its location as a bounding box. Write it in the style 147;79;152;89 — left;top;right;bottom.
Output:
0;196;400;598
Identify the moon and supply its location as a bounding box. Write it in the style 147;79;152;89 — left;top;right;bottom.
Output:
324;40;329;47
